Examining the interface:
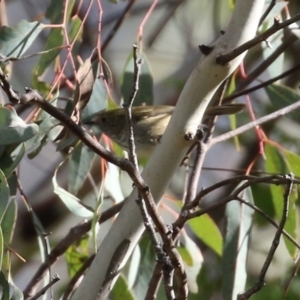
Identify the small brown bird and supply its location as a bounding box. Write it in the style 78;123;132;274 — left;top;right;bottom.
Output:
90;104;244;157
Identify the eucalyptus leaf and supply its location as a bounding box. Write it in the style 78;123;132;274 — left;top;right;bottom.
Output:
265;145;298;258
0;20;44;58
53;170;94;218
222;186;253;300
265;84;300;122
188;213;223;256
68;143;95;195
179;233;203;293
0;170;9;223
111;274;135;300
0;271;10;300
0;107;38;145
121;51;153;107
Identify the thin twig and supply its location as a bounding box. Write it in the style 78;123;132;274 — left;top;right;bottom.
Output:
18;179;53;299
187;175;278;209
136;195;175;300
209;100;300;146
145;264;163;300
139;186;188;299
23;201;124;297
123;44;142;168
236;197;300;249
259;0;276;26
118;45;187;298
216;13;300;65
29;274;60;300
235;33;298;92
182;142;206;206
238;173;294;299
223;61;300;103
281;257;300;299
62;255;95;300
186;175;299;220
0;67;152;203
175;175;300;250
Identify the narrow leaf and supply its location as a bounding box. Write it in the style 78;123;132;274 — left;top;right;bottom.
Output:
0;228;3;271
111;274;135;300
0;271;10;300
179;233;203;293
188;213;223;256
1;199;17;245
68;143;95;195
265;144;298;258
265;84;300;122
53;169;94;218
222;185;253;300
0;21;44;58
0;107;39;145
0;169;9;223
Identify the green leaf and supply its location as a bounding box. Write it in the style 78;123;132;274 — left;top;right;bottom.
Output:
265;144;288;219
131;237;155;299
0;21;44;58
0;107;39;145
111;274;135;300
0;144;25;177
0;271;10;300
0;227;3;271
251;183;274;225
265;84;300;122
1;199;17;245
33;28;64;77
121;51;153;106
177;247;193;266
222;186;253;300
46;0;76;23
7;173;17;197
188;213;223;256
82;76;108;121
179;233;203;294
0;169;9;223
189;263;221;300
284;150;300;177
1;199;17;273
34;0;76;77
65;236;89;278
68;16;82;42
265;144;298;258
279;150;299;258
53;169;94;218
68;143;95;195
26;116;59;159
